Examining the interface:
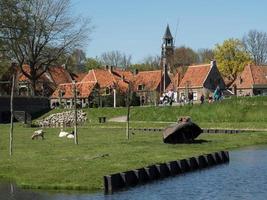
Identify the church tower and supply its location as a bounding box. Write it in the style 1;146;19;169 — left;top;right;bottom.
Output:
161;24;174;92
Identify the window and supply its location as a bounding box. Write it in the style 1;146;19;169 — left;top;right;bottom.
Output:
193;92;197;101
105;87;111;95
239;77;243;84
60;91;65;97
138;84;144;91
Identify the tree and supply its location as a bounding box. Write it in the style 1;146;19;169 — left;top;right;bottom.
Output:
0;0;92;95
99;50;131;68
131;55;160;71
56;49;87;73
214;39;252;85
243;30;267;65
85;57;102;71
197;48;214;63
173;46;199;68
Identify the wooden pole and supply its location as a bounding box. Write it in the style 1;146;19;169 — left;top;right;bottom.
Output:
73;81;78;144
113;88;116;108
9;73;15;156
126;84;131;140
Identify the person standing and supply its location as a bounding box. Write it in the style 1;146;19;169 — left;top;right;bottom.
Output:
200;94;205;104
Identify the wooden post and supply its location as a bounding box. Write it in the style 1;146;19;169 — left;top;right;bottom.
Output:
73;81;78;145
9;73;15;156
113;88;116;108
126;84;131;140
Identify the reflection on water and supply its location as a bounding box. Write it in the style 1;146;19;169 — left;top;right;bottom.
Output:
1;145;267;200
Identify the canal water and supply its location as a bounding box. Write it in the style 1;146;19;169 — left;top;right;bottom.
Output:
1;145;267;200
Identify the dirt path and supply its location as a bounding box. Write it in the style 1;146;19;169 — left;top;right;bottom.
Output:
108;116;127;122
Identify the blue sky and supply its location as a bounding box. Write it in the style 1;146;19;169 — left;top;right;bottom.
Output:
71;0;267;63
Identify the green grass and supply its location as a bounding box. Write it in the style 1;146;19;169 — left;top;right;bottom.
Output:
0;123;267;192
0;96;266;191
41;96;267;128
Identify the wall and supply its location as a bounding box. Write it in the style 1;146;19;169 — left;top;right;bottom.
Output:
0;96;49;123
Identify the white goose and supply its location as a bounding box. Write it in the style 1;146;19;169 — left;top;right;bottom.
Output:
58;128;69;137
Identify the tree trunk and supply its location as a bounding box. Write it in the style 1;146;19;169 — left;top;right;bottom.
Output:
31;79;36;96
9;73;15;156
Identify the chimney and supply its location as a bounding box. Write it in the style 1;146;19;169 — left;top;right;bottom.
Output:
110;66;114;73
134;69;139;75
210;60;216;67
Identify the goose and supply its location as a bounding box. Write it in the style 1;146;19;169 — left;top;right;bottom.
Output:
59;129;69;137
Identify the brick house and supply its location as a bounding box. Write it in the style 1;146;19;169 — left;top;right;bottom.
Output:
232;65;267;96
17;65;74;97
177;61;225;101
50;81;99;108
50;66;132;108
132;70;171;105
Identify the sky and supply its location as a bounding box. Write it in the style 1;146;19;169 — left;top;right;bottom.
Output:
71;0;267;63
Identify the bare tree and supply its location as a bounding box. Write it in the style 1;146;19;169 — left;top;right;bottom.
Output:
99;50;132;68
173;46;199;67
0;0;92;95
143;55;161;69
243;30;267;65
197;48;214;63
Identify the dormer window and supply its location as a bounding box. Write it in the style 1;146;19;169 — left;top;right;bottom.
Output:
105;87;111;95
60;90;65;97
239;77;243;84
138;84;144;91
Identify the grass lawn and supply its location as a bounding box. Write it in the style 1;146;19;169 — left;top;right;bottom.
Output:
0;123;267;192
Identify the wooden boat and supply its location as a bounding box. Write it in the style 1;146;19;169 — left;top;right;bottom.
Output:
163;122;202;144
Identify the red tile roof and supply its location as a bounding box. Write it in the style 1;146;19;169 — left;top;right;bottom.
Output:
51;81;97;99
133;70;162;91
112;68;134;81
18;65;73;86
81;68;130;93
82;69;116;88
48;66;73;85
233;65;267;88
72;72;87;82
178;64;211;88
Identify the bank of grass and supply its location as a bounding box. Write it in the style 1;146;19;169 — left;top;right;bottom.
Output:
0;123;267;191
37;96;267;130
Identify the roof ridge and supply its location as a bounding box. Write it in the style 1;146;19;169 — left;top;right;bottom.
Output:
248;65;255;84
92;69;97;82
189;64;210;67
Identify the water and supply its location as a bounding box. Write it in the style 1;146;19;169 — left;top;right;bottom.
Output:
1;146;267;200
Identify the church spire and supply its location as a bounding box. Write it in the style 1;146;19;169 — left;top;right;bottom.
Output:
163;24;173;40
161;24;174;92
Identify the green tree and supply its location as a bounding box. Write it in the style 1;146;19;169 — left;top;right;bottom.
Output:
85;57;102;71
214;39;252;85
